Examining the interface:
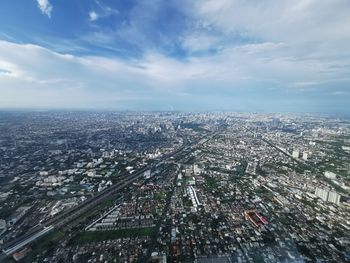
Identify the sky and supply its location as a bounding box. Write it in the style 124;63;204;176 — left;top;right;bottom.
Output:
0;0;349;113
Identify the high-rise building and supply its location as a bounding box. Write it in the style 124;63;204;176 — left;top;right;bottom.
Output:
315;187;341;205
315;187;328;202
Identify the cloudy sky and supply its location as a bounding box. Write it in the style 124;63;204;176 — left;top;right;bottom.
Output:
0;0;349;112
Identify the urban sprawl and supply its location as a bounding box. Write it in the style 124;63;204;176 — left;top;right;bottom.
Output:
0;111;349;263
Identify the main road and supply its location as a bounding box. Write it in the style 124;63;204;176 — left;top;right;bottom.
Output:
1;130;220;260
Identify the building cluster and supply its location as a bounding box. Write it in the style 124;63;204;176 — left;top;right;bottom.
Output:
0;112;349;262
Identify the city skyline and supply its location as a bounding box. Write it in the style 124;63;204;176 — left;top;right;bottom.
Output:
1;111;349;262
0;0;350;112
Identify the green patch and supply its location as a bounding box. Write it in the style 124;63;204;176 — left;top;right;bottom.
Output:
237;160;248;176
185;176;195;183
255;186;272;196
154;191;166;201
204;176;219;190
20;230;66;263
300;198;317;209
182;196;193;208
0;206;18;219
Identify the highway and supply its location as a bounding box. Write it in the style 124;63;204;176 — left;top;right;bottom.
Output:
3;226;54;256
0;129;222;261
1;137;192;259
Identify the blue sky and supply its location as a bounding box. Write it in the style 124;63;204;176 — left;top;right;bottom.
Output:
0;0;350;112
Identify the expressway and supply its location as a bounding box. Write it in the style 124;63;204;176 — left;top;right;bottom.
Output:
1;135;194;258
2;226;54;256
1;128;223;260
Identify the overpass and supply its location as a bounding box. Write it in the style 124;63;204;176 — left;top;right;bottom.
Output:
1;136;194;259
1;130;220;260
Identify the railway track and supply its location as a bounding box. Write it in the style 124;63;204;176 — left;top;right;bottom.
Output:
1;143;188;258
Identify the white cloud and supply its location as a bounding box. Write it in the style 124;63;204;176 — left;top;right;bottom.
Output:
89;11;99;22
0;37;348;109
4;0;350;111
1;0;349;110
330;91;350;96
0;40;159;108
187;0;350;40
181;34;221;52
36;0;53;18
88;1;119;22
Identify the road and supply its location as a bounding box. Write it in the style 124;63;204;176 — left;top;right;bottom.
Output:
0;128;224;261
1;136;192;259
2;226;54;256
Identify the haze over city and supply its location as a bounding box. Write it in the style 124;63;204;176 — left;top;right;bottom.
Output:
0;0;350;112
1;1;350;263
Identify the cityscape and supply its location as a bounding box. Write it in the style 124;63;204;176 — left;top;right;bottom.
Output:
0;111;349;262
1;0;350;262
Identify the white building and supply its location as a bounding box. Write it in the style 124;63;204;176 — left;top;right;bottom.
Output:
144;170;151;179
315;187;329;202
315;187;341;205
324;171;337;179
302;152;308;161
193;164;201;175
328;191;340;205
292;150;299;159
